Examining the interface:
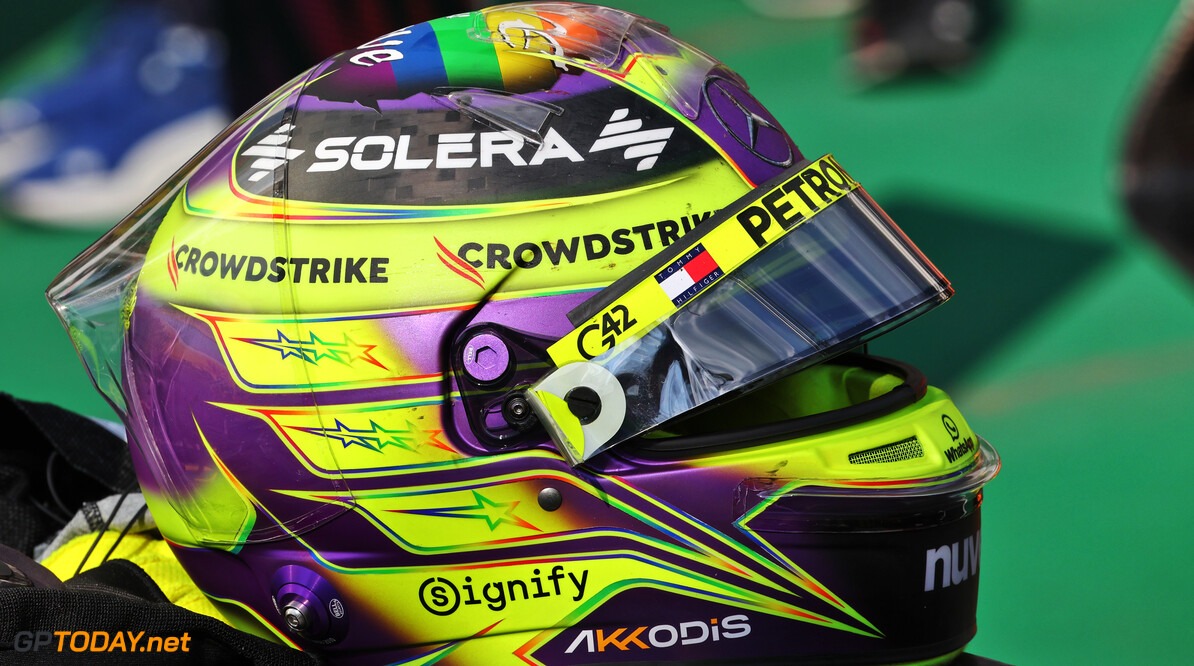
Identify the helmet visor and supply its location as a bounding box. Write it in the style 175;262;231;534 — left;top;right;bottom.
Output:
529;155;951;464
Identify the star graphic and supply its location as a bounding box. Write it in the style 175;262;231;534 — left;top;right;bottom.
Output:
389;490;541;532
233;330;386;369
342;336;385;367
295;418;455;454
307;334;342;363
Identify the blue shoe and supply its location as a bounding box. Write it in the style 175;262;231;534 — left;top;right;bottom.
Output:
0;6;228;227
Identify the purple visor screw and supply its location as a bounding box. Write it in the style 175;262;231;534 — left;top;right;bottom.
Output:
462;332;511;385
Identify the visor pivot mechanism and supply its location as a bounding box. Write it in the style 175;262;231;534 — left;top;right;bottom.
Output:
461;331;512;386
502;392;540;432
565;386;601;424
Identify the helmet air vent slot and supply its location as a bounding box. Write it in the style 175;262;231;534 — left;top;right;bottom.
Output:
848;436;924;464
434;89;563;146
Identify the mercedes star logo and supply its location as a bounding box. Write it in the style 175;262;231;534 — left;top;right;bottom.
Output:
703;76;794;167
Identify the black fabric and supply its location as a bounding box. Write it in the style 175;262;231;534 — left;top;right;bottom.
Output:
5;394;138;491
0;464;49;557
0;559;322;665
0;394;134;555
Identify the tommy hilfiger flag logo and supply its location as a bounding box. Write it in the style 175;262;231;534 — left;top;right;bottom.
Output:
655;244;723;307
589;108;674;171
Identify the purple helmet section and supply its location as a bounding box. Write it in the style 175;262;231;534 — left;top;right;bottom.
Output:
696;74;799;174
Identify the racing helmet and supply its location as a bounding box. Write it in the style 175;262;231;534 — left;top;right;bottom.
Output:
48;3;999;663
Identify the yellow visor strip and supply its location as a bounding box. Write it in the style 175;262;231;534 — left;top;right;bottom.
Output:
548;154;859;365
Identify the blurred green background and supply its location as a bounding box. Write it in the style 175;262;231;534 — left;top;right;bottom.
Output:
2;1;1191;664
